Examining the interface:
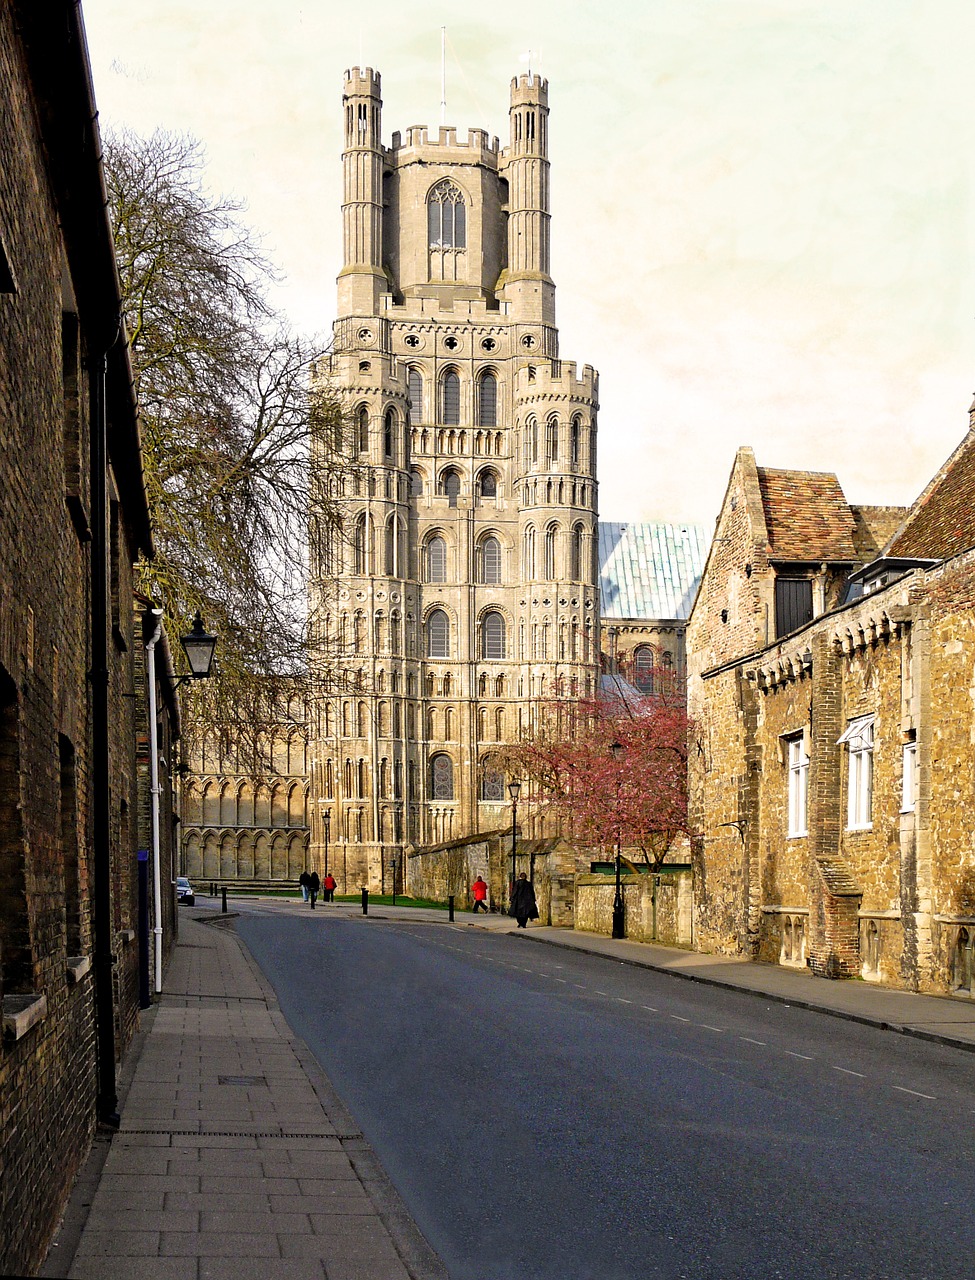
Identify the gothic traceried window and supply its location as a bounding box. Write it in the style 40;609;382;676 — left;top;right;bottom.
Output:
428;180;467;249
480;763;505;801
544;524;558;579
440;468;461;506
430;753;455;800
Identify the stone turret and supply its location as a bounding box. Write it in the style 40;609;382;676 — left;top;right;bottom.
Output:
501;74;554;328
338;67;385;316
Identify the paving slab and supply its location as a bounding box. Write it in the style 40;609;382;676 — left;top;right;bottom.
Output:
42;913;447;1280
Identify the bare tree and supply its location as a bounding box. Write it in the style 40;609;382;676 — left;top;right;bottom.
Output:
105;129;343;686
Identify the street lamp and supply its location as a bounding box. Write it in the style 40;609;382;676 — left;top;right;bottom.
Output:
609;740;625;939
323;809;331;881
391;856;398;906
507;778;522;905
178;611;218;682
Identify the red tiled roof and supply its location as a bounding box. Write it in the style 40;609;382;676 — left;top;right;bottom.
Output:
756;468;857;561
886;430;975;560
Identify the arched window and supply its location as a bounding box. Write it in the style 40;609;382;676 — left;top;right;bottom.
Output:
427;609;450;658
571;415;582;465
570;523;584;580
634;646;655;694
384;516;397;577
544;524;558;578
430;753;455;800
411;470;424;498
441;371;461;425
477;371;497;426
357;405;369;454
428;180;466;248
478;469;498;500
546;417;559;464
440;468;461;507
426;535;447;583
480;763;505;801
479;535;502;584
383;408;395;457
353;511;368;575
524;526;536;579
408;368;423;420
481;611;506;660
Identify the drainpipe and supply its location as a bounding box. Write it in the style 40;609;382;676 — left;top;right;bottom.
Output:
89;344;118;1127
144;608;165;993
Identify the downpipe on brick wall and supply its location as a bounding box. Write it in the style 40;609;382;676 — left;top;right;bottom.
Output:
144;609;165;994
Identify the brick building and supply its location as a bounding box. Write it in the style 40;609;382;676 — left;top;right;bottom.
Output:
0;4;170;1270
688;415;975;993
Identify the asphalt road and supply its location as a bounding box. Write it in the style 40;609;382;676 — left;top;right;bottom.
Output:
236;907;975;1280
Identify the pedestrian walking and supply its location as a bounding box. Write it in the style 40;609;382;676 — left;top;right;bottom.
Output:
323;873;336;903
471;875;489;913
509;872;539;929
299;870;311;902
308;870;320;909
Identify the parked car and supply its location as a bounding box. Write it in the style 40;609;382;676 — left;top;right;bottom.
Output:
176;877;195;906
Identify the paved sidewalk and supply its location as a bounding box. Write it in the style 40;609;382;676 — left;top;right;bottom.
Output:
47;911;447;1280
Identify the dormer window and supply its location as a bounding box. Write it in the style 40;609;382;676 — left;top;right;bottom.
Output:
428;180;466;249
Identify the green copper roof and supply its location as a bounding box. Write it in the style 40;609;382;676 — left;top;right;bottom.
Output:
598;522;710;620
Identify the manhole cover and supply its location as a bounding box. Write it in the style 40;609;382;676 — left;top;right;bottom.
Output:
217;1075;267;1087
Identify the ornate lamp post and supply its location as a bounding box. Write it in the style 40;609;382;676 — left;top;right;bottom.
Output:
178;610;218;681
507;778;522;905
323;809;331;880
609;740;625;939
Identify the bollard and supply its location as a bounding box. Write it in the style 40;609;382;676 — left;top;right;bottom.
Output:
448;894;454;922
361;887;368;915
221;886;227;913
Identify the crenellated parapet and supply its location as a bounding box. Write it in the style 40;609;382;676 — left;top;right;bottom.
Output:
514;359;599;409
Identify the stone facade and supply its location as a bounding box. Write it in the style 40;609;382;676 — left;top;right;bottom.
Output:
688;419;975;994
180;681;310;884
0;6;169;1271
308;69;600;892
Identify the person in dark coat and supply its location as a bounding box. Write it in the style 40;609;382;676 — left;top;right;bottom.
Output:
509;872;539;928
308;870;320;909
298;870;311;902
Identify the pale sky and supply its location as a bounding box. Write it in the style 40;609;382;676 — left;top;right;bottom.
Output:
82;0;975;529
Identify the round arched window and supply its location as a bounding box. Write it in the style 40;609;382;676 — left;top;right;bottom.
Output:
430;753;455;800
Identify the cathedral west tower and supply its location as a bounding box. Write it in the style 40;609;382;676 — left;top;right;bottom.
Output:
309;67;600;892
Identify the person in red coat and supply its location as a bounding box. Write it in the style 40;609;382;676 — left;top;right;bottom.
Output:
322;873;336;903
471;875;489;913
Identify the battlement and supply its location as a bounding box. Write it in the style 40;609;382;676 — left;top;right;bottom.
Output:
383;295;511;320
389;125;500;160
344;66;381;95
515;359;598;400
510;73;548;107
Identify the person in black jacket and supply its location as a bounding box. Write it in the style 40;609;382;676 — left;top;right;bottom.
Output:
509;872;539;928
308;870;320;909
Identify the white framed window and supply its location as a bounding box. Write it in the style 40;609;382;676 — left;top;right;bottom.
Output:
901;735;917;813
838;715;874;830
786;733;809;838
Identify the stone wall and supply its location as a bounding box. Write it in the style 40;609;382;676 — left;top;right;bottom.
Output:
575;869;693;946
407;830;577;925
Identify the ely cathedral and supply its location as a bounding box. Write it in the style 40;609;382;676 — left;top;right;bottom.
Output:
307;67;601;893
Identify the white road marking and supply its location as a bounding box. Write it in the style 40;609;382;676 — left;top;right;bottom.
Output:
553;978;567;983
642;1006;658;1012
893;1086;936;1100
617;998;633;1004
671;1015;691;1023
740;1037;766;1046
785;1051;814;1060
832;1066;865;1078
699;1025;724;1032
574;984;587;990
